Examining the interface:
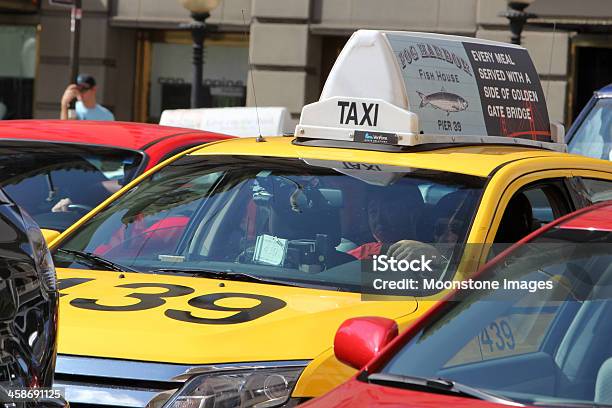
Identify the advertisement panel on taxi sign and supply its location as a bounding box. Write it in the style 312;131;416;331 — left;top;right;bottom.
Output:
386;33;551;142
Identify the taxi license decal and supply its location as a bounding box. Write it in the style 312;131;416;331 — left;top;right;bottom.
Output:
58;278;287;325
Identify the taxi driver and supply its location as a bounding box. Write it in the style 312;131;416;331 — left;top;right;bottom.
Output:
349;185;436;260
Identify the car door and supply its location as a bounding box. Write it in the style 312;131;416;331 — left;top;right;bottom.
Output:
439;166;576;283
455;170;576;273
484;167;612;253
483;171;576;246
492;180;573;243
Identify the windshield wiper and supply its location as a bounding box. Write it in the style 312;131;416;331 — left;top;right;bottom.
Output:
149;268;328;289
367;373;523;406
56;249;136;273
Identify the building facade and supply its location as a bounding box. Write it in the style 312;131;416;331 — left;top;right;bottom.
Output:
1;0;611;127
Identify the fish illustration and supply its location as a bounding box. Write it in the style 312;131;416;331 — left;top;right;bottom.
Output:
416;90;468;115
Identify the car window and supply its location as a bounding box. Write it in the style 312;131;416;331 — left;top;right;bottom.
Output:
581;178;612;203
569;98;612;161
380;227;612;407
495;182;571;243
444;294;563;367
0;142;142;231
54;155;485;295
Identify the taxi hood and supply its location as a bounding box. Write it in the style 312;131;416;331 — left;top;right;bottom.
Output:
57;269;417;364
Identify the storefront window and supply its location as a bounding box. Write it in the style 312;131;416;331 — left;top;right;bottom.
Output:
0;25;36;119
146;35;248;123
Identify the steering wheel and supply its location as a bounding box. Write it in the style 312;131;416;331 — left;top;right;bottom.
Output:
67;203;94;214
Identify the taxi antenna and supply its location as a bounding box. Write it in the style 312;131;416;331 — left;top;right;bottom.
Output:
242;9;265;142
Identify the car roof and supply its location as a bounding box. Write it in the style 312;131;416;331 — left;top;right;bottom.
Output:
189;136;578;178
557;201;612;232
0;120;226;151
596;83;612;97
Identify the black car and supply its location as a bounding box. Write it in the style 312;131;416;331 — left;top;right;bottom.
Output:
0;188;60;405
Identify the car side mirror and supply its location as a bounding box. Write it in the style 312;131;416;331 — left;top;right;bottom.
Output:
334;316;398;370
41;228;61;245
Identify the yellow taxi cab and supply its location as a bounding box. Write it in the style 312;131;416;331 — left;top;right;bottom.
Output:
47;30;612;407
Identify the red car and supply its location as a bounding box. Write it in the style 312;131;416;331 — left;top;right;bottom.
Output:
0;120;230;232
304;201;612;407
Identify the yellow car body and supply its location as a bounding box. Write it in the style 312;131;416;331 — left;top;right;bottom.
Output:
49;136;612;406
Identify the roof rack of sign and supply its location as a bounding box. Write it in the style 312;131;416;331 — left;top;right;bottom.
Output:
295;30;566;152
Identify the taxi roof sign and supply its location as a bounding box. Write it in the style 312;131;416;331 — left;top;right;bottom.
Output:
160;107;291;137
296;30;566;152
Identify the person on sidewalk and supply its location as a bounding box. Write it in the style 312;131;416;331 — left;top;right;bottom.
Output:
60;74;114;121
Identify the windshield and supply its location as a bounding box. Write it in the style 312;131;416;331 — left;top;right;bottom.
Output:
0;142;142;231
569;98;612;160
53;155;483;292
379;227;612;406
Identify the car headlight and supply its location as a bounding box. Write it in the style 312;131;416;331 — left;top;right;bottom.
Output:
163;367;304;408
21;209;57;292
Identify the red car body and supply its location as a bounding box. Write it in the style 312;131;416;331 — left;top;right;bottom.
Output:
0;120;231;171
303;201;612;408
304;380;513;408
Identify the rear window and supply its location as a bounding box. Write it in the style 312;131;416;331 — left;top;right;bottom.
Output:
0;142;142;231
569;98;612;160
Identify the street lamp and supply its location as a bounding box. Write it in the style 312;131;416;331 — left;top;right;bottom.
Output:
499;0;537;45
178;0;221;108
